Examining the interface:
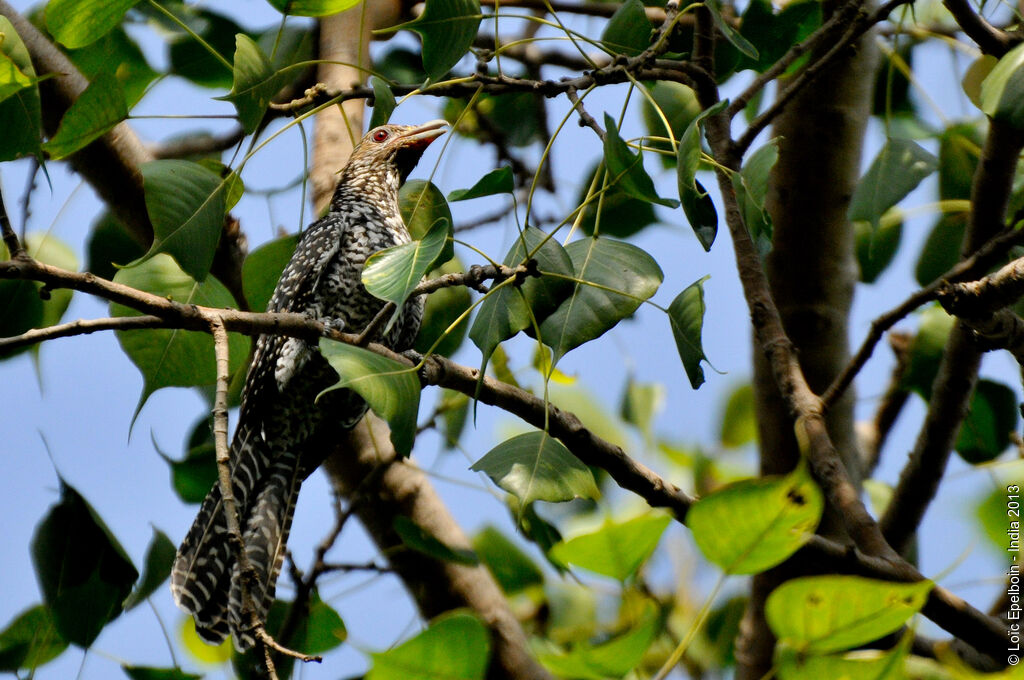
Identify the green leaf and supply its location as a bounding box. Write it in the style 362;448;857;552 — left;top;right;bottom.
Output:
900;306;953;398
641;81;702;168
133;160;228;281
600;0;653;57
31;481;139;647
394;516;479;565
472;526;544;594
550;513;671;581
470;431;599;506
300;593;347;654
956;379;1018;464
86;213;145;281
444;90;543;147
123;528;175;610
981;42;1024;127
414;257;472;357
159;417;217;504
0;605;68;672
447;167;514;201
440;389;470;448
45;0;140;48
362;216;451;332
539;237;663;362
368;75;396;129
668;275;711;389
848;138;937;231
719;383;756;448
689;462;823;574
43;71;127;160
855;217;902;283
122;666;202;680
0;44;35;105
677;101;728;250
399;180;455;248
603;114;679;208
111;255;249;415
266;0;360;17
578;174;659;237
732;139;778;257
220;34;299;134
65;26;158;107
706;0;758;58
538;605;661;680
368;611;490;680
168;8;243;90
766;576;932;653
1;234;78;360
976;486;1010;554
391;0;482;82
735;0;820;73
776;639;908;680
469;227;575;366
317;340;421;457
242;234;298;312
620;378;665;435
0;17;42;161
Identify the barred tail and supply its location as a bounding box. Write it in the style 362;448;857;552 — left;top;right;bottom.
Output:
170;422;274;649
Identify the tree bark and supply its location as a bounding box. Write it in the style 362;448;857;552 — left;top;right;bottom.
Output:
737;3;879;676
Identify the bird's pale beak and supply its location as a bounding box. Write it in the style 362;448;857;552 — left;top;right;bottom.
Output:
399;119;449;148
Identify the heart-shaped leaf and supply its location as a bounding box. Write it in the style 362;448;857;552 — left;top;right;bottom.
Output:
470;431;599;506
219;34;302;133
45;0;140;48
317;339;421;457
388;0;482;82
265;0;360;16
43;71;128;160
689;461;823;574
368;75;396;129
539;237;663;362
0;17;42;161
550;513;671;581
677;101;728;250
848;138;937;232
603;114;679;208
447;166;514;201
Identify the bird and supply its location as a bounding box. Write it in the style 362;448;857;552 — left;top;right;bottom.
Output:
170;119;448;651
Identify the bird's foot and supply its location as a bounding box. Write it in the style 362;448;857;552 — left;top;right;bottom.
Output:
321;318;346;336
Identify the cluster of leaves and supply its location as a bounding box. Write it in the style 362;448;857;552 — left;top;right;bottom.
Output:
3;0;1024;677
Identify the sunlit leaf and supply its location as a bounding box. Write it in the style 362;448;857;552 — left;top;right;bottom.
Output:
539;237;663;362
389;0;482;82
220;34;300;134
368;611;490;680
550;513;671;581
472;526;544;594
766;576;931;653
981;42;1024;128
43;72;127;160
399;180;454;250
601;0;653;57
447;167;514;201
133;160;228;281
362;216;451;332
0;605;67;672
318;340;421;457
86;212;145;281
265;0;360;17
0;17;42;160
180;617;231;665
394;516;479;565
776;640;908;680
848;138;937;232
111;255;249;416
123;528;175;610
45;0;140;48
603;114;679;208
368;75;396;129
538;604;661;679
31;481;139;647
689;462;823;574
0;44;34;105
471;431;599;506
668;275;710;389
719;383;756;448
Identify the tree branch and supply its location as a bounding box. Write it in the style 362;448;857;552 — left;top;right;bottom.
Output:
942;0;1019;56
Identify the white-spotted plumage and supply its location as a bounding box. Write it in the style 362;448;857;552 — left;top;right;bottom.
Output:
170;120;447;651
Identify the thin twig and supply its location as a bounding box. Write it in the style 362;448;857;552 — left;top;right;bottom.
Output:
0;315;170;352
566;86;605;140
942;0;1018;56
151;127;246;159
0;185;23;257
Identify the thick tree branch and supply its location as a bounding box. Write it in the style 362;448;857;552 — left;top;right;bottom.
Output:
942;0;1019;56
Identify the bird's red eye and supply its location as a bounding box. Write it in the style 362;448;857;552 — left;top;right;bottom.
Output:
372;129;389;143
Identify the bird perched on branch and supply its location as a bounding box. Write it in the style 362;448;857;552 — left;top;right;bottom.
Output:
171;119;448;650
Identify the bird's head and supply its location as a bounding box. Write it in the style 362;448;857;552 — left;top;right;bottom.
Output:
337;119;449;197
